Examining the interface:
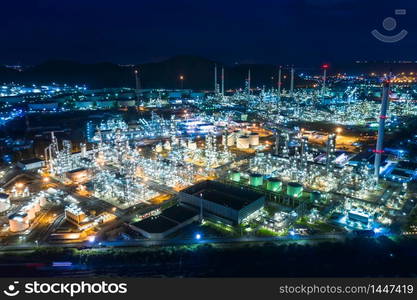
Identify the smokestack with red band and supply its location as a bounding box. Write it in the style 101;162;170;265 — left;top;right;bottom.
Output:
374;80;390;182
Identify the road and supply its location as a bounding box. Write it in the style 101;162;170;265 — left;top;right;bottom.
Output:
0;232;350;252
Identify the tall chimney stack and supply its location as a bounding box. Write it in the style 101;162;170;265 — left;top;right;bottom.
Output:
374;80;390;182
221;66;225;96
214;64;218;94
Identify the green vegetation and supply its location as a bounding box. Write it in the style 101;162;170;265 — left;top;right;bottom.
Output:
256;227;279;237
202;220;240;237
296;217;342;233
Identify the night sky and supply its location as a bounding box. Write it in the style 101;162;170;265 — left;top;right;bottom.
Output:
1;0;416;65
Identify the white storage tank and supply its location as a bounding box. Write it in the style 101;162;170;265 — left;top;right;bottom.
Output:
249;132;260;146
188;140;197;150
32;199;41;213
80;143;87;157
226;134;235;146
9;212;29;232
0;193;10;213
155;143;163;153
23;204;36;220
163;141;171;151
237;135;250;149
221;134;227;146
39;195;47;207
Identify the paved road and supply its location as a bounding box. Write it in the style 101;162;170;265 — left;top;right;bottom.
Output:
0;232;350;252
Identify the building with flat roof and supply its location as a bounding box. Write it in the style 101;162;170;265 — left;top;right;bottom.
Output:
17;158;44;170
179;180;265;224
129;205;199;239
65;203;87;225
65;168;90;183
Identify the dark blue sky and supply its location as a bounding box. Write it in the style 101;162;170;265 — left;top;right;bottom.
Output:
1;0;416;65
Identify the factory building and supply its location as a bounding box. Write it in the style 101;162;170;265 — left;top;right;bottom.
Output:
74;101;94;110
179;180;265;225
28;102;59;111
384;161;417;183
129;205;199;239
96;100;116;109
17;158;44;170
65;204;87;225
65;168;90;183
348;210;371;225
117;99;136;107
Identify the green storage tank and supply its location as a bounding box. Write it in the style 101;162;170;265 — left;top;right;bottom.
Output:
230;170;241;182
249;173;263;187
286;182;303;198
267;178;282;192
310;191;321;202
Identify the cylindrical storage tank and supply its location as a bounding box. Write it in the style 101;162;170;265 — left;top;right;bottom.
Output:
249;132;259;146
163;141;171;151
249;173;263;187
0;193;10;213
23;205;36;220
33;200;41;213
9;212;29;232
237;135;250;149
287;182;303;198
80;143;87;157
221;134;227;146
188;140;197;150
39;196;47;207
155;143;163;153
227;134;235;146
310;191;321;202
230;170;241;182
266;178;282;192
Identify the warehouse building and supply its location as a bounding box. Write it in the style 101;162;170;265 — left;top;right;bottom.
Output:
17;158;45;170
179;180;265;225
129;205;199;239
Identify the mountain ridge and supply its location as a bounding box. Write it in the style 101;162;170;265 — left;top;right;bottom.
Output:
1;55;416;89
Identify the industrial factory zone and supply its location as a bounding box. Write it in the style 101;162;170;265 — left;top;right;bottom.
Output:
1;65;417;266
